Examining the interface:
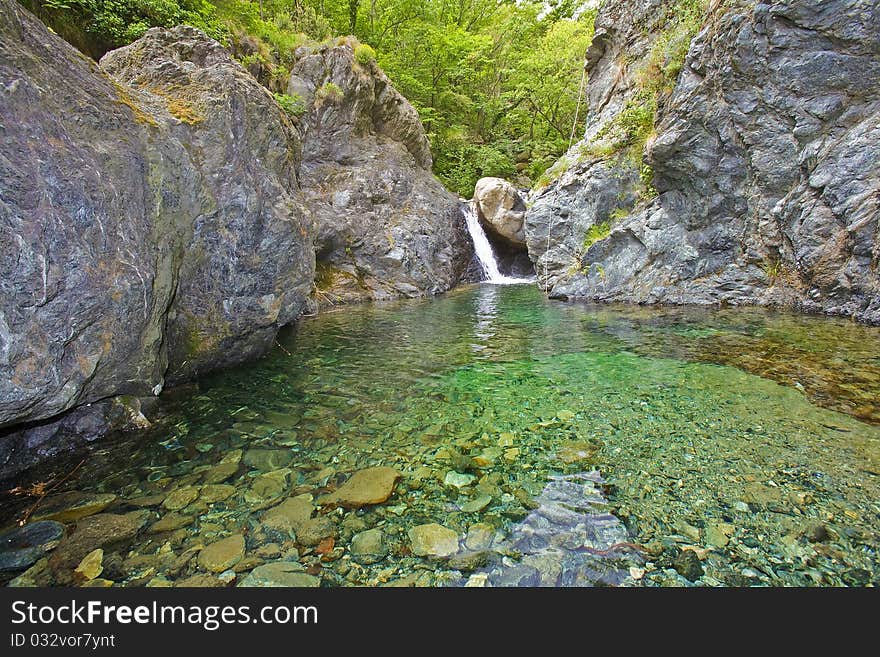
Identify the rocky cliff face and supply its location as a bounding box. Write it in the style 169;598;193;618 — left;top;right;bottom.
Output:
526;0;880;324
0;3;471;476
290;42;472;304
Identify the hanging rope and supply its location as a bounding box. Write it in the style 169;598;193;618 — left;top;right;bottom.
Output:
544;59;589;283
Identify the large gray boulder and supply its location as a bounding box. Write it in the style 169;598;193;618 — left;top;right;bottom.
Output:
473;177;527;247
525;0;880;324
290;42;472;304
0;4;312;475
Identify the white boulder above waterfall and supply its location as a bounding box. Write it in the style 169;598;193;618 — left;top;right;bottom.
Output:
473;177;528;247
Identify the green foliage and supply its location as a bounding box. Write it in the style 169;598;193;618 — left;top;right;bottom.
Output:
273;92;306;117
316;82;343;105
763;257;783;281
583;221;611;251
353;43;376;66
25;0;599;196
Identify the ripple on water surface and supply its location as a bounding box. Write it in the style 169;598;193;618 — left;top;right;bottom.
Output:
2;285;879;587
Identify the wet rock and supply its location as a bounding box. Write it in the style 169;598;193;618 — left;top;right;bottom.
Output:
199;485;235;504
73;548;103;583
673;549;704;582
126;493;167;508
448;551;489;572
465;523;495;552
0;521;65;572
490;564;541;587
350;528;387;565
673;519;702;543
162;487;200;511
31;492;117;523
262;494;314;537
239;562;319;587
148;513;193;533
176;574;226;587
245;470;291;506
297;518;337;547
556;441;601;466
408;523;459;558
48;511;150;579
460;495;492;514
198;534;245;573
202;462;239;485
805;523;831;543
319;467;401;508
7;557;53;587
243;449;293;472
705;523;732;549
444;471;476;488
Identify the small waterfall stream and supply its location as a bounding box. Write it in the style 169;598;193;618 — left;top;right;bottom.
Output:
464;202;534;284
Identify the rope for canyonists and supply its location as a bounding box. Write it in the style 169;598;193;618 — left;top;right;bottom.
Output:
544;58;590;283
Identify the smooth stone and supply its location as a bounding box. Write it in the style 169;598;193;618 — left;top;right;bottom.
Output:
8;557;53;587
126;493;167;507
319;467;401;508
262;494;314;536
408;523;459;558
202;462;239;484
149;513;193;533
465;523;495;551
490;564;540;587
673;549;704;581
445;471;476;488
245;470;291;505
460;495;492;514
73;548;103;582
556;440;600;465
162;486;200;511
198;534;245;573
243;449;293;472
48;512;150;577
706;523;731;548
673;519;702;542
0;521;65;572
81;578;114;588
31;492;117;523
297;517;337;547
238;562;318;587
199;484;235;503
448;550;488;572
350;528;387;565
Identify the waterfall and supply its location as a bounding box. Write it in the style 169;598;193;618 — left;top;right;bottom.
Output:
464;202;534;285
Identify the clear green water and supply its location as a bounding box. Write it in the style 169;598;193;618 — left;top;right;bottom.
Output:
4;284;880;586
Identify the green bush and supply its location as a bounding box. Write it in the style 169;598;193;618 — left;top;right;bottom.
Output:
353;43;376;66
273;92;307;118
315;81;343;104
583;221;611;250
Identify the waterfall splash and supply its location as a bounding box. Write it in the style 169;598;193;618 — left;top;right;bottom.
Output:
464;202;534;285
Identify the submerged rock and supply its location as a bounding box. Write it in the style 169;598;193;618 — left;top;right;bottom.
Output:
0;521;65;572
350;528;387;565
239;562;319;587
319;467;401;508
198;534;245;573
408;523;459;558
31;492;117;524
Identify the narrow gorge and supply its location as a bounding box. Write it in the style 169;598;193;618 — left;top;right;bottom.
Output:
0;0;878;590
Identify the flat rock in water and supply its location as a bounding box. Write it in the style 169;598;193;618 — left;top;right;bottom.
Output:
48;512;150;578
350;528;387;564
319;467;400;508
198;534;245;573
243;449;293;472
73;548;103;582
31;492;117;523
238;562;319;587
461;495;492;513
162;486;199;511
0;521;65;572
408;523;459;558
261;494;314;536
149;513;194;533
